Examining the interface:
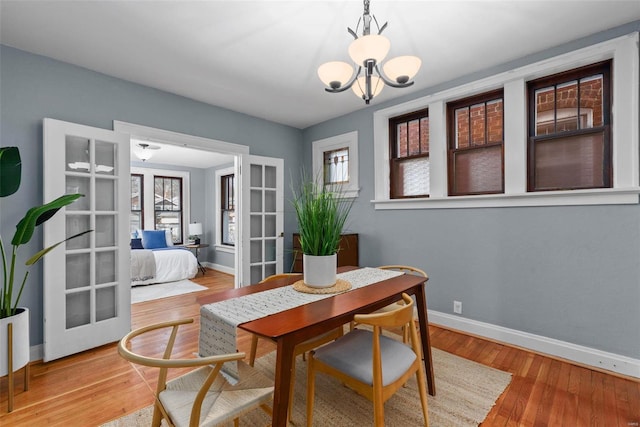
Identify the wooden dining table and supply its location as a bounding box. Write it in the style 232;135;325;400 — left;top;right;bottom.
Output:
196;266;435;427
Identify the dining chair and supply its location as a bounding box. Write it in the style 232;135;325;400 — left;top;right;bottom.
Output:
351;265;428;343
306;293;429;427
118;318;273;427
248;273;344;424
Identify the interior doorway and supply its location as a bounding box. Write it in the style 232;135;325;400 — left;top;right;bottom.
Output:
114;121;248;288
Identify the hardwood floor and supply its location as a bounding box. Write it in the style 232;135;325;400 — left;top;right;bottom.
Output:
1;269;638;426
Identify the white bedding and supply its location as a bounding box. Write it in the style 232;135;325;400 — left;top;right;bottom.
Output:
131;248;198;286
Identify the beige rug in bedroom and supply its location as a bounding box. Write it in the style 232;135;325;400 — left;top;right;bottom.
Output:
102;347;511;426
131;279;207;304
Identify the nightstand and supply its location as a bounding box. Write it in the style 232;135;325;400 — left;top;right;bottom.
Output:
184;243;209;275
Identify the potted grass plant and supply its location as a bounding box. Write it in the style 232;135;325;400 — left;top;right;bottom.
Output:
291;174;353;288
0;146;90;381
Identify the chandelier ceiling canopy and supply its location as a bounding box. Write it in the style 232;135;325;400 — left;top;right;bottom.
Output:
317;0;421;104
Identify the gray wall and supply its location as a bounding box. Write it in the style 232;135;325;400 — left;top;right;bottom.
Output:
302;23;640;359
0;45;302;347
1;20;639;361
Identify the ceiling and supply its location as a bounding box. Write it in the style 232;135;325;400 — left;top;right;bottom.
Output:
130;138;235;168
1;1;639;131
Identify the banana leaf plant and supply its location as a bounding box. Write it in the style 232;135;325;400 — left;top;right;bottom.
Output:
1;146;92;318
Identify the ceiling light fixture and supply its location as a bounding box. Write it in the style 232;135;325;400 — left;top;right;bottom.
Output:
317;0;421;104
134;142;160;162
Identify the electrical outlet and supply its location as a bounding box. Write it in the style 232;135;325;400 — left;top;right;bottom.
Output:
453;300;462;314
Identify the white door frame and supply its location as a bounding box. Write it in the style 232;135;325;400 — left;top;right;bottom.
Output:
113;121;250;287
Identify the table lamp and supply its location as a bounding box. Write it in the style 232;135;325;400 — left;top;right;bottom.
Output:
188;222;203;244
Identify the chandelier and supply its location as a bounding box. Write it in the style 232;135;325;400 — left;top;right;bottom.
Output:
317;0;421;104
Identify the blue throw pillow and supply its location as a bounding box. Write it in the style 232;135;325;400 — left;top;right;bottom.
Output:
141;230;168;249
130;238;144;249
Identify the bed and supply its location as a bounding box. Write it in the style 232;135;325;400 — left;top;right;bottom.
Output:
130;230;198;286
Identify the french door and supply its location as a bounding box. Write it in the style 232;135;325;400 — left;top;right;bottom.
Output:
239;155;284;286
43;119;131;361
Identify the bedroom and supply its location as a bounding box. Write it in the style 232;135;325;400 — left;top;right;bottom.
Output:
0;1;639;425
128;139;237;295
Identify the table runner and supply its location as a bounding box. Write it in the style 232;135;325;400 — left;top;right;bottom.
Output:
199;267;403;380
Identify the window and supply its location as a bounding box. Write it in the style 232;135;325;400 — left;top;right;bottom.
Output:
130;174;143;234
221;173;235;246
312;131;359;198
154;176;183;244
447;90;504;195
528;61;611;191
389;109;429;198
323;147;349;185
373;34;637;209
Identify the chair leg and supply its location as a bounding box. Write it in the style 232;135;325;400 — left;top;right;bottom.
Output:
306;354;316;427
151;403;164;427
234;417;240;427
373;390;385;427
249;334;259;367
416;369;430;426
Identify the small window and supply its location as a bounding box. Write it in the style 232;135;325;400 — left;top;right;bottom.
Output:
221;173;235;246
447;90;504;196
154;176;183;244
312;131;359;198
323;147;349;185
527;61;611;191
389;109;430;198
130;174;144;235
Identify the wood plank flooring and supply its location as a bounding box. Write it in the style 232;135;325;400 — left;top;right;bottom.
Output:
1;269;638;426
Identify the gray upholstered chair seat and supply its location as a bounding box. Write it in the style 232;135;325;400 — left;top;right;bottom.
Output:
313;328;417;386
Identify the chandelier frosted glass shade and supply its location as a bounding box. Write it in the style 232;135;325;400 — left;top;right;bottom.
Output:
348;34;390;65
383;55;422;84
318;61;355;89
317;0;421;104
352;75;384;98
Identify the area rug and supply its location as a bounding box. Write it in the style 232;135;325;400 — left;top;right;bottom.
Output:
131;279;207;304
102;347;511;426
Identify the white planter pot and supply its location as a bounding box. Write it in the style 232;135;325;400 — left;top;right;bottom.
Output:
303;253;337;288
0;307;30;376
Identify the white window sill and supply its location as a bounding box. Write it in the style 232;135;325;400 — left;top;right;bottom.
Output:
372;188;640;210
215;244;235;254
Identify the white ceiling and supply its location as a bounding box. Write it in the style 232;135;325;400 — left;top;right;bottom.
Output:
130;138;235;168
1;0;639;132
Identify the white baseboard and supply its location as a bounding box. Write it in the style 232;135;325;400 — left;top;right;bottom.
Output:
429;310;640;379
202;262;234;276
31;343;43;363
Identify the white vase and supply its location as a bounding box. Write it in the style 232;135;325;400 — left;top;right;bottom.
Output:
0;307;30;376
303;253;337;288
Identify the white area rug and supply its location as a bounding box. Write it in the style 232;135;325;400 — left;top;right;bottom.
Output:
131;279;207;304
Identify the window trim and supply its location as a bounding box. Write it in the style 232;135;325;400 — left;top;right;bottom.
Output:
312;131;359;198
215;166;236;253
372;32;639;209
